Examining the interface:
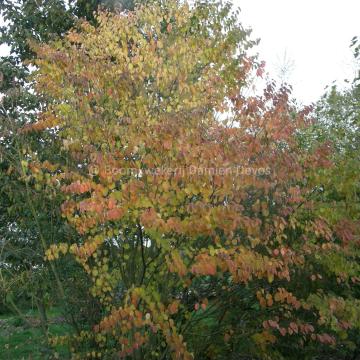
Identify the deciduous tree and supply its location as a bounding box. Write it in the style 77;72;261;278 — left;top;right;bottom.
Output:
14;1;360;359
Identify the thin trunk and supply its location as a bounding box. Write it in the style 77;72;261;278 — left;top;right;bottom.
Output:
35;290;49;339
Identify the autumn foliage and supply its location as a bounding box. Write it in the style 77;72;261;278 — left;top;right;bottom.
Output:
18;0;360;359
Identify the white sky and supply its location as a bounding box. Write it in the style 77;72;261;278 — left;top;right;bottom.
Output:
236;0;360;103
1;0;359;104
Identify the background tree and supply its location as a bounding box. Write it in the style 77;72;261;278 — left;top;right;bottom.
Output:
295;36;360;358
0;0;136;342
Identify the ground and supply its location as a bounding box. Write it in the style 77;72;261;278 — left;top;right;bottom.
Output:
0;308;70;359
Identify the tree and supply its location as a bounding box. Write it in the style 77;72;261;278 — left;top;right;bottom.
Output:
22;1;360;359
0;0;132;342
0;0;140;322
297;36;360;358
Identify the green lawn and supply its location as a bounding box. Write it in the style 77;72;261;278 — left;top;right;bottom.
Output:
0;308;71;359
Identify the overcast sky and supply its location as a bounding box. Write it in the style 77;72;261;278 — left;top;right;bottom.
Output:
235;0;360;104
1;0;359;104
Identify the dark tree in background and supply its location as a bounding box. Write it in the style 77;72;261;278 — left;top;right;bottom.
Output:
0;0;136;338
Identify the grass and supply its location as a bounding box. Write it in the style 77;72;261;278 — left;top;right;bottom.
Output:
0;308;72;359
